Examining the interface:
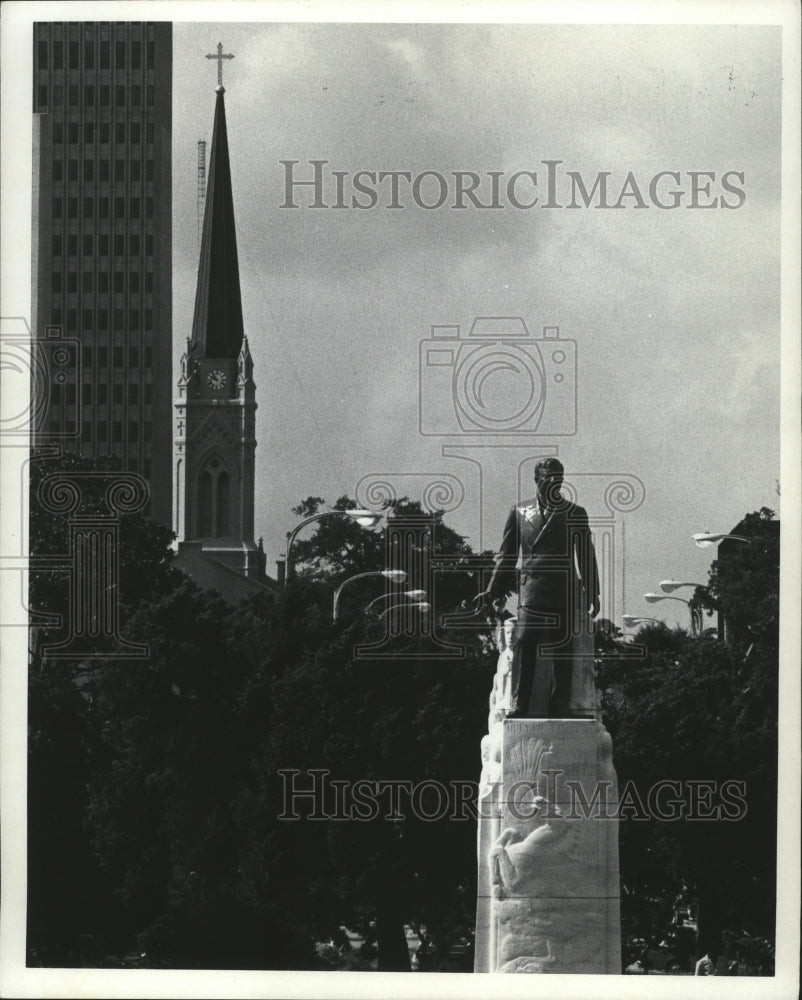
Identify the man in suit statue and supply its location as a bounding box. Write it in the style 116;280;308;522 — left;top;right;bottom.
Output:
477;458;600;718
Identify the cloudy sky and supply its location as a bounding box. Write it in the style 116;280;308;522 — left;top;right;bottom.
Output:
171;17;781;626
0;3;786;631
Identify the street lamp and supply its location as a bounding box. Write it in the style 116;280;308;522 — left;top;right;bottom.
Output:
365;589;427;613
332;569;407;621
285;508;383;583
692;532;750;548
644;593;701;637
658;582;711;636
659;580;708;593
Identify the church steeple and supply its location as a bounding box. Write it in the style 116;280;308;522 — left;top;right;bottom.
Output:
190;84;244;360
174;70;271;596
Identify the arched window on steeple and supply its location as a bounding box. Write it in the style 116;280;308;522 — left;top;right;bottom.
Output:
198;470;213;537
216;470;230;538
196;456;232;539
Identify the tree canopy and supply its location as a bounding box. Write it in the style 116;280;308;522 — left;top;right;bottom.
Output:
27;493;780;974
28;490;493;969
596;508;779;970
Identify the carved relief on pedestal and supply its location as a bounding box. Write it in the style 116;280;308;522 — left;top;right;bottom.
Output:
475;600;620;975
488;790;611;973
496;896;606;973
490;797;578;900
477;720;620;974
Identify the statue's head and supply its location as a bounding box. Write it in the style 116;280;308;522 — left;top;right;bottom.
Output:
534;457;564;507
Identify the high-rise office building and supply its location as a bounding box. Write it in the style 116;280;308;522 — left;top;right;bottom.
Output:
31;21;172;526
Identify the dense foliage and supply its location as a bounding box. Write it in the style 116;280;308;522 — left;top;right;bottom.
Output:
596;508;779;971
26;468;779;973
28;479;493;969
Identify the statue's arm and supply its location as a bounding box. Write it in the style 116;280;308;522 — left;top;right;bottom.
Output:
484;506;520;601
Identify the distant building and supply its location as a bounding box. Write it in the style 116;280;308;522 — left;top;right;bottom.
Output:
174;81;276;603
31;21;173;526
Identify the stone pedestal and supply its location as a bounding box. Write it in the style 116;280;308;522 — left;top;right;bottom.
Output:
475;718;621;974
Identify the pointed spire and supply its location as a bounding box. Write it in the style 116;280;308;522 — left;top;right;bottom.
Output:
190;86;244;359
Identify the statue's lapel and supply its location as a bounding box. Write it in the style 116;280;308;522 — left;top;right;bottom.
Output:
517;501;549;549
516;502;542;537
531;509;556;549
528;502;567;550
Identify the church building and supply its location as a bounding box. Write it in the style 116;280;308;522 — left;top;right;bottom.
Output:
174;77;277;603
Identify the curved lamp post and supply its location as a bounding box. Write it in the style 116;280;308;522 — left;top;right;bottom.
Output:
285;509;383;583
364;589;427;613
690;533;751;639
332;569;406;621
378;601;431;619
645;592;691;607
659;581;711;637
692;532;750;548
644;593;702;637
659;579;708;593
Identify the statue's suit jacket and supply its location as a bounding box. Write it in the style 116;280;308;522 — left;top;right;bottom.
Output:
486;497;600;614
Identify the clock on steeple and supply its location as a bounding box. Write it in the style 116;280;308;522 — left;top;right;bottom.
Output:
207;369;227;391
194;358;237;399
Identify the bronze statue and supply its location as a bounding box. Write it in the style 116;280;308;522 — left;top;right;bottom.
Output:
477;458;600;717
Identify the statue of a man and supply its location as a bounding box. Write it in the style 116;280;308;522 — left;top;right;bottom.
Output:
477;458;600;718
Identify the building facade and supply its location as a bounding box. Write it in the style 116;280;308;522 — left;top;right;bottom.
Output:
32;21;173;526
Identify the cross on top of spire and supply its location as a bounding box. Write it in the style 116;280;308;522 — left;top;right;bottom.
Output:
190;59;244;360
205;41;234;88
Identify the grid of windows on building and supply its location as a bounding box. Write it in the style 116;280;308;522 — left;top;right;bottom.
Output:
32;21;171;525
